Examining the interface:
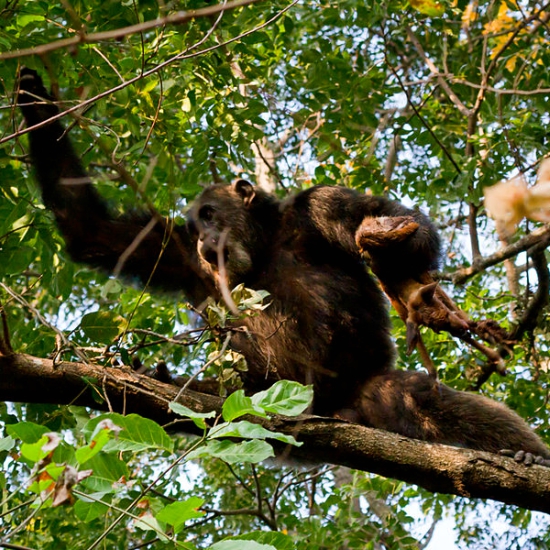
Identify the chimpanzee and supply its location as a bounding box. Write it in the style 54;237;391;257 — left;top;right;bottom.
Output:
16;68;550;461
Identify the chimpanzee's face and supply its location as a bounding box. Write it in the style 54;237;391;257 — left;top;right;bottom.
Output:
188;182;257;284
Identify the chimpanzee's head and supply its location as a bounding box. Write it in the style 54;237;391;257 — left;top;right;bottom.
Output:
187;180;268;285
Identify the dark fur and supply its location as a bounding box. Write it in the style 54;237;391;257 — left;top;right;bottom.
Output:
17;68;550;458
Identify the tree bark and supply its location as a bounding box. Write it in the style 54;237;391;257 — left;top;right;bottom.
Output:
1;353;550;514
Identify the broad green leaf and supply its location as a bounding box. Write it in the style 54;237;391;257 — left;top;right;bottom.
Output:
0;436;15;452
6;422;48;443
210;420;300;446
75;424;113;465
74;498;110;523
134;511;169;541
80;311;125;343
189;439;274;464
100;279;123;298
251;381;313;416
83;413;173;453
222;390;266;422
17;13;45;27
20;434;59;463
156;497;205;533
81;453;129;493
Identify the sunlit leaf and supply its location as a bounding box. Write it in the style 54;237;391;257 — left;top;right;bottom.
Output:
188;439;275;464
209;420;300;446
169;402;217;430
156;497;205;533
222;390;266;422
83;413;173;453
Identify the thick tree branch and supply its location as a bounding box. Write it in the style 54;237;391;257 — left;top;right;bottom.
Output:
1;353;550;514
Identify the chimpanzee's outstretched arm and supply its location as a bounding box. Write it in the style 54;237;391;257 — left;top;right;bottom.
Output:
17;68;214;302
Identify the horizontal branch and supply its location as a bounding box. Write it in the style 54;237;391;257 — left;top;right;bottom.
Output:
0;0;265;60
1;353;550;513
442;225;550;284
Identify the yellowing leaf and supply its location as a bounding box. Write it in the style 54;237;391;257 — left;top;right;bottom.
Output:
410;0;445;16
505;55;517;72
462;1;478;26
484;2;513;35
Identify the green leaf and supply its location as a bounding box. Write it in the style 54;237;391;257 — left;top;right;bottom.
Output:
20;433;60;463
6;422;48;443
169;402;216;430
210;541;276;550
75;423;114;465
409;0;445;16
82;453;129;492
0;436;15;452
83;413;173;453
28;463;65;496
133;511;169;540
17;13;45;27
80;310;125;343
210;420;300;446
189;439;274;464
74;498;110;523
156;497;205;533
251;381;313;416
100;279;123;298
222;390;266;422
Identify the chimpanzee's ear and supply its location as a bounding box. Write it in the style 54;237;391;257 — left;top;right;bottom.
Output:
233;179;256;208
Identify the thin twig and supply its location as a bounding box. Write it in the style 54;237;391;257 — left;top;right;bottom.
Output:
509;248;550;341
174;331;232;400
112;218;158;278
382;25;461;175
405;26;470;117
84;436;208;550
0;283;89;364
473;245;550;389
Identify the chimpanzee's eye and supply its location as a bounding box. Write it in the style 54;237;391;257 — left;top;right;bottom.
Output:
198;205;215;223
